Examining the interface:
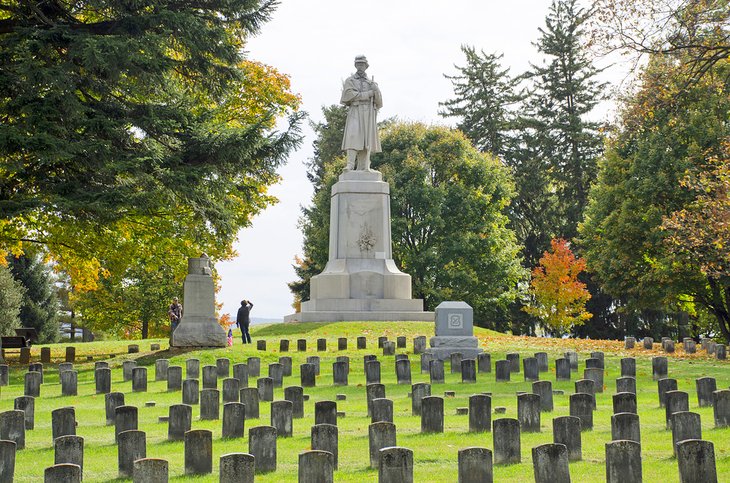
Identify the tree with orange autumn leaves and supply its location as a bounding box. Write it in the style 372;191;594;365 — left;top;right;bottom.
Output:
524;239;592;334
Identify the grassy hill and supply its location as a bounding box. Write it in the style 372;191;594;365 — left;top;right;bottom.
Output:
1;322;728;481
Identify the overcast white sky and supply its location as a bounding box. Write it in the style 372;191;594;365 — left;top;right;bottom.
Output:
215;0;623;321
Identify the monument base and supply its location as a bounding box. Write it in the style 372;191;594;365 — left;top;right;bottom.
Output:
425;335;484;361
171;316;227;347
285;311;433;322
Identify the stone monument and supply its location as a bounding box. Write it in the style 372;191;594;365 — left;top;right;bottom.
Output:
425;301;483;360
171;256;226;347
285;56;432;323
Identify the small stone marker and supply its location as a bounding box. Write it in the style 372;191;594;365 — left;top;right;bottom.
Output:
14;396;34;430
257;340;266;351
620;358;636;377
279;339;289;352
128;344;139;354
506;353;520;373
0;365;8;386
553;416;581;461
186;358;200;379
299;450;334;483
611;412;641;443
469;394;491;433
555;358;571;381
222;378;240;404
396;359;412;385
575;379;596;409
315;400;337;426
378;336;388;348
54;435;84;479
613;392;637;414
317;338;327;351
616;376;636;394
338;337;347;351
270;400;293;437
332;361;348;386
716;344;726;360
535;352;548;372
24;372;41;398
60;370;78;396
118;430;146;478
240;388;260;419
671;411;701;456
368;421;396;469
357;336;367;349
652;356;668;381
532;443;570;483
307;355;321;375
216;358;230;378
219;453;254;483
200;388;220;420
184;429;212;475
564;351;578;371
495;360;510;382
285;386;305;418
461;359;476;383
450;352;463;374
114;405;137;443
583;367;604;393
233;363;249;388
713;389;730;428
222;402;246;438
696;377;717;407
458;447;492;483
429;359;445;384
518;393;541;432
297;338;307;352
133;458;168;483
247;357;261;377
493;418;520;464
676;439;717;483
658;378;678;408
413;336;426;354
0;440;15;481
300;363;316;388
605;440;642;483
478;352;491;373
366;384;386;417
167;366;183;391
183;379;200;405
411;383;431;416
257;377;274;402
665;390;690;429
249;426;277;473
65;346;75;363
569;393;593;431
0;410;25;450
532;381;553;412
168;404;192;441
105;393;124;425
625;337;635;349
122;361;136;382
523;357;539;381
421;396;444;433
52;406;76;440
311;423;338;469
96;367;112;394
44;463;81;483
40;347;51;364
202;365;217;389
132;367;147;392
382;341;395;356
366;360;381;384
378;447;414;483
643;337;653;349
371;398;394;423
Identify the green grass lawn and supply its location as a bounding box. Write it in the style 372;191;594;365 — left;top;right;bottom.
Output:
2;321;729;481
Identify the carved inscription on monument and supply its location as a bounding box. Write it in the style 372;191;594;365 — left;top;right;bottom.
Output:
448;313;464;330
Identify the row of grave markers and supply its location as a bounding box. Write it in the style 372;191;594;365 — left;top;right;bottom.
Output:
0;334;727;482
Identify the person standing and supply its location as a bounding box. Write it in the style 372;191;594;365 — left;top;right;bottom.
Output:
237;299;253;344
341;55;382;171
168;297;183;334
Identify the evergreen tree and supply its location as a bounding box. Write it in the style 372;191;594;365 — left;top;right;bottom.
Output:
7;253;60;343
0;0;302;291
0;264;24;336
439;46;522;158
524;0;606;242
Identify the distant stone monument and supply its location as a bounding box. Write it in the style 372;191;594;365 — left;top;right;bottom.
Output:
285;56;432;323
171;256;226;347
425;301;483;360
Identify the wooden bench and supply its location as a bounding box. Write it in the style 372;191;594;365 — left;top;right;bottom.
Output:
1;336;31;350
14;327;39;344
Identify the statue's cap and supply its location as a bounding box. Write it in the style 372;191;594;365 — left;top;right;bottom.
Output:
354;55;368;65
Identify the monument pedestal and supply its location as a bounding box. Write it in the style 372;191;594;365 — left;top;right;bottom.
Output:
172;257;226;347
286;170;433;322
425;301;483;360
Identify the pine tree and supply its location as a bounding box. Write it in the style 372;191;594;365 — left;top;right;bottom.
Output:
439;46;522;158
525;0;606;241
0;0;302;290
7;253;60;343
